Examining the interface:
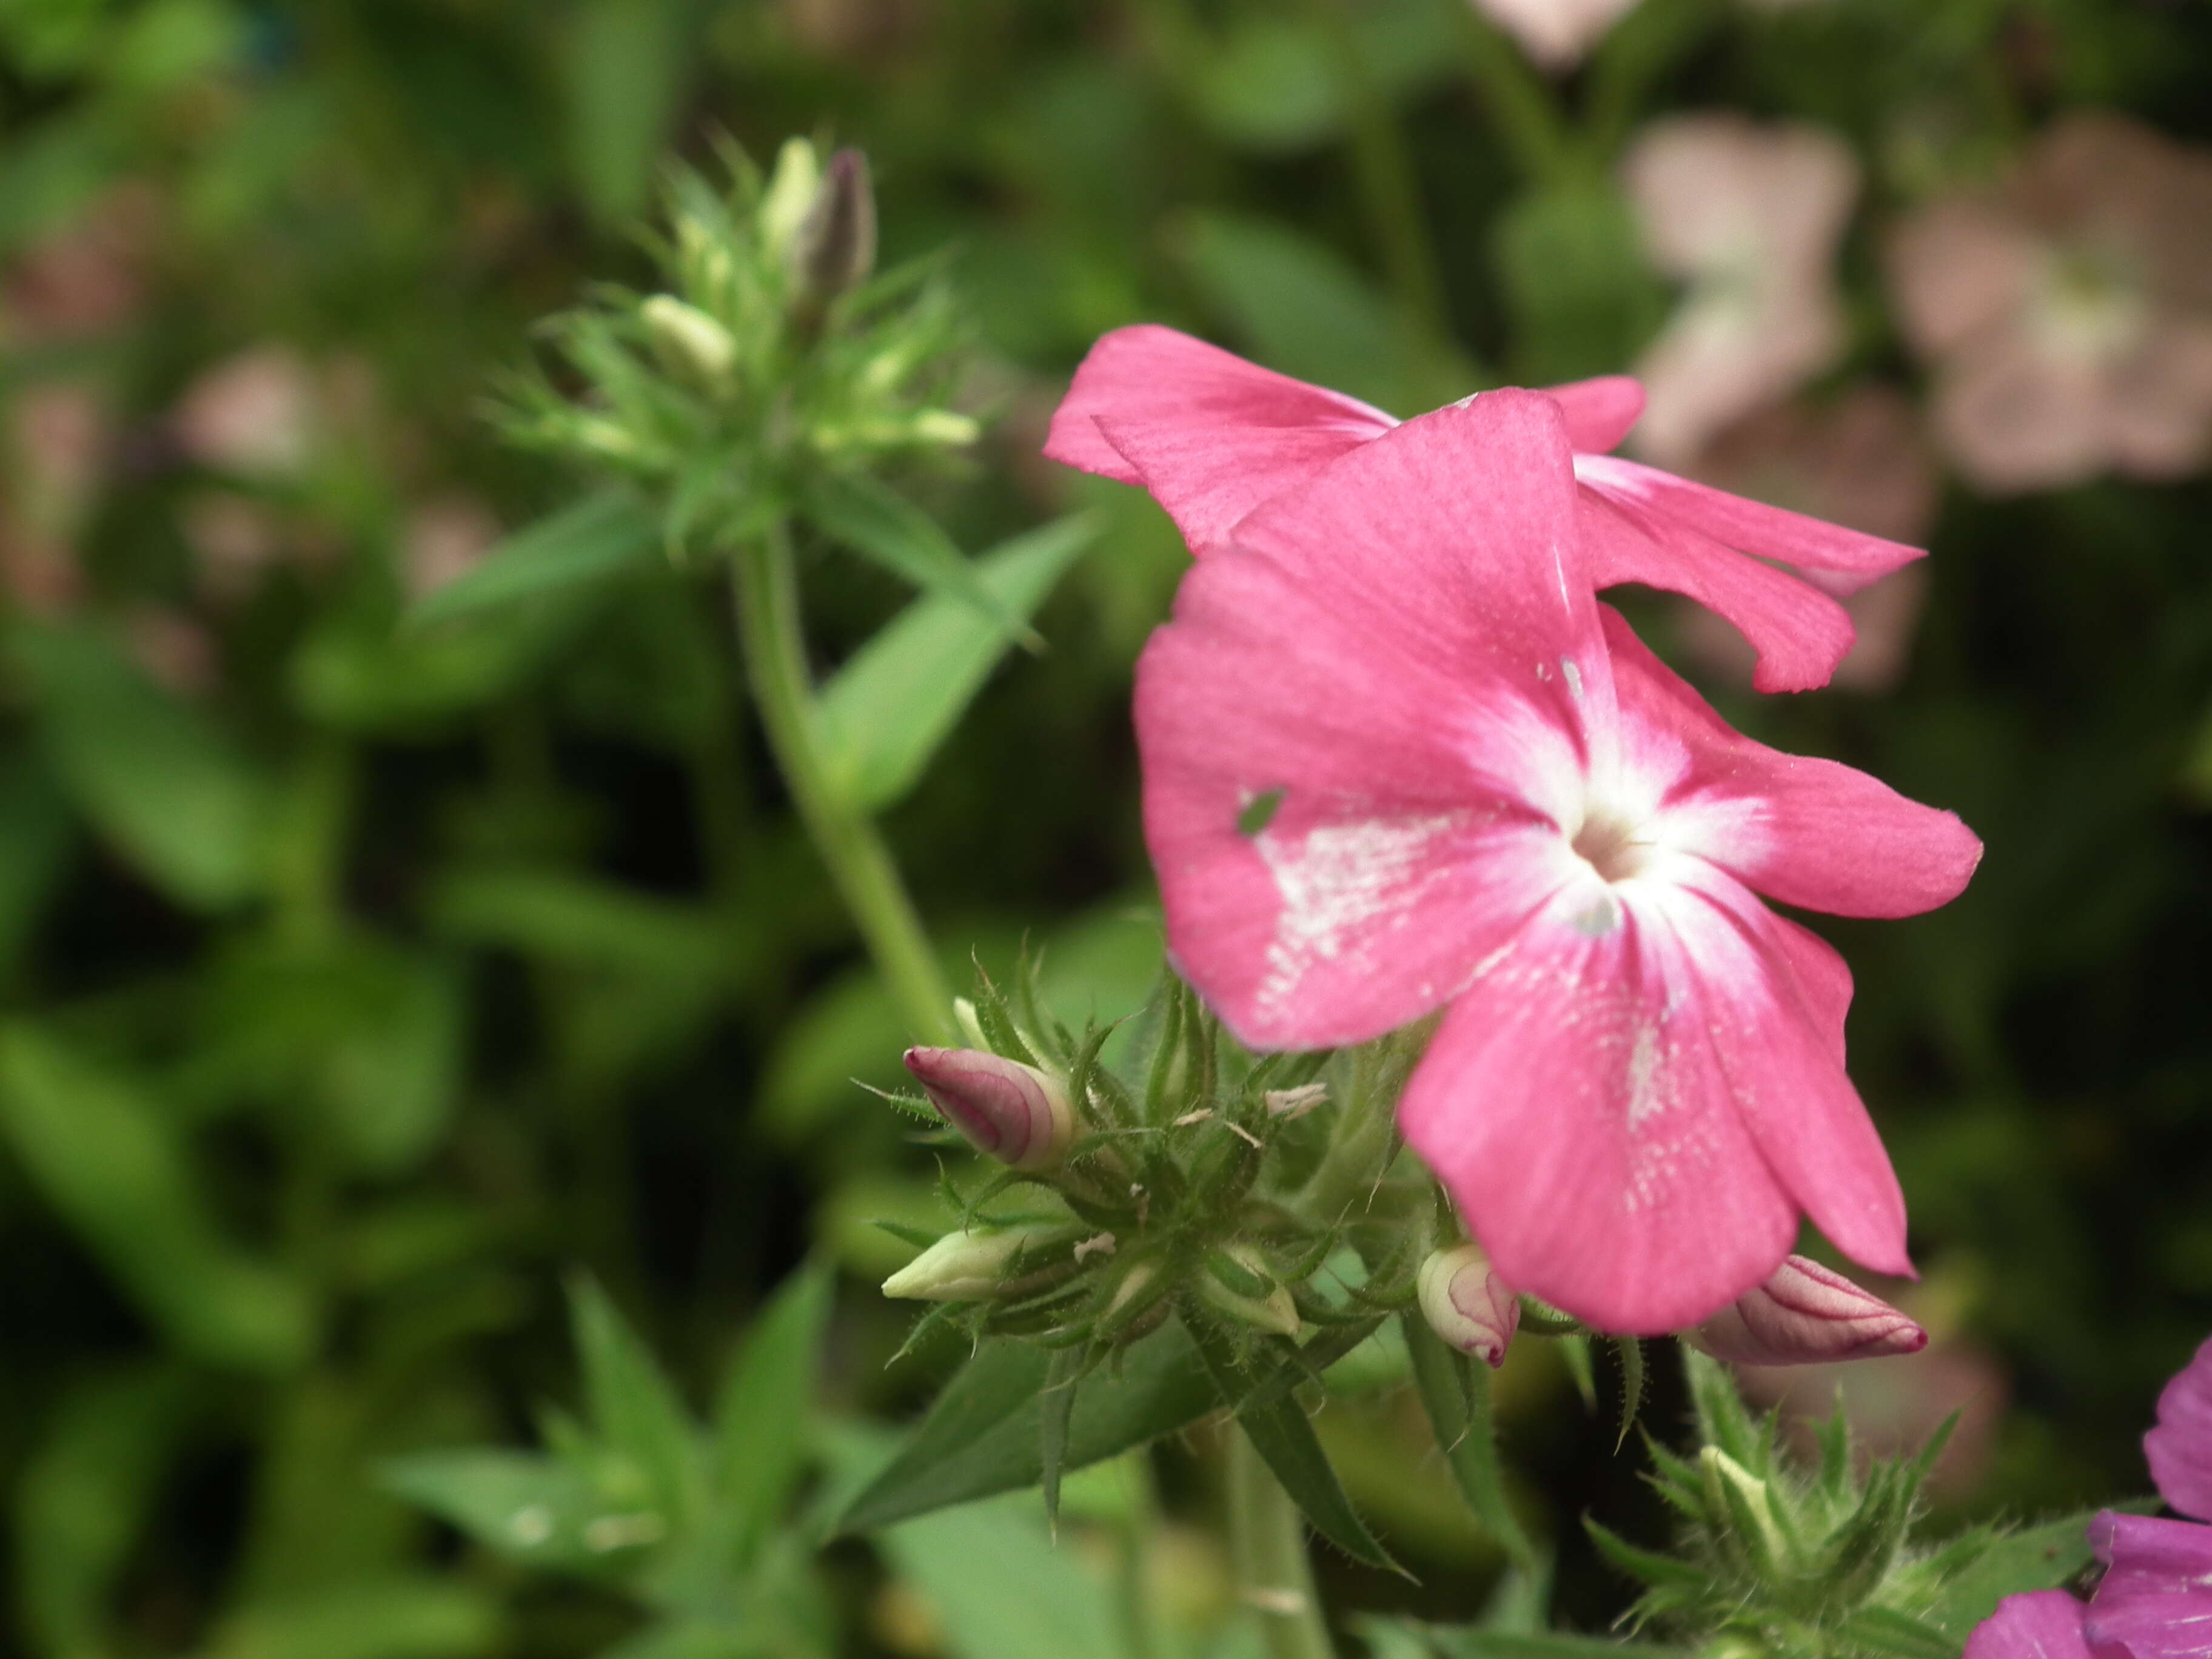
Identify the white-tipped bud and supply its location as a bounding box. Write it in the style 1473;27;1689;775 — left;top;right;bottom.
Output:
1198;1244;1299;1339
640;295;737;389
1684;1255;1928;1367
759;138;823;260
903;1047;1074;1171
1417;1244;1520;1367
881;1225;1057;1302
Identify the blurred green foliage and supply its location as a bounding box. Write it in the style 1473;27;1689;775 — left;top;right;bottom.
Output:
2;1;2211;1655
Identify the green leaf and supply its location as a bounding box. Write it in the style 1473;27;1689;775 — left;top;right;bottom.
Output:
876;1492;1127;1659
1612;1336;1646;1452
10;621;272;910
13;1362;201;1659
380;1449;610;1573
314;949;466;1176
1403;1315;1537;1569
429;865;737;982
1424;1629;1692;1658
797;472;1036;646
1921;1506;2137;1638
561;0;691;226
1184;1309;1403;1574
1039;1347;1084;1531
814;513;1101;813
0;749;72;977
569;1276;706;1529
406;491;659;628
0;1024;315;1370
199;1578;502;1659
1491;184;1666;387
708;1261;833;1561
1832;1606;1959;1659
292;593;590;732
834;1324;1218;1533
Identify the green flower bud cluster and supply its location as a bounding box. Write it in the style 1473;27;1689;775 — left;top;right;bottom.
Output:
874;963;1439;1371
500;137;976;552
1594;1350;2037;1659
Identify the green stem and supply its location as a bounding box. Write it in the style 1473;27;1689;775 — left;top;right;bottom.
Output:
1450;5;1573;186
728;519;954;1044
1228;1428;1335;1659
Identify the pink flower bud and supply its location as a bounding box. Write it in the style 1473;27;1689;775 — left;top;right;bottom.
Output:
1416;1244;1520;1367
1686;1255;1928;1366
903;1047;1075;1171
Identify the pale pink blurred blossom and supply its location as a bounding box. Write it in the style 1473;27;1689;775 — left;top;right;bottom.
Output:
123;608;219;698
182;491;286;603
173;347;320;479
1472;0;1642;70
1625;115;1862;468
10;384;110;535
1676;387;1939;692
403;496;503;601
1;184;157;346
1888;112;2212;493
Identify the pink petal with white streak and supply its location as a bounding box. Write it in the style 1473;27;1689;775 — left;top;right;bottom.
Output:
2089;1511;2212;1604
2084;1592;2212;1659
2147;1335;2212;1521
1134;395;1597;1048
1964;1592;2094;1659
1043;324;1394;552
1603;609;1982;919
1396;874;1803;1333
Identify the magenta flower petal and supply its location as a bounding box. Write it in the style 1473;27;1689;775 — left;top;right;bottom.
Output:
1965;1591;2095;1659
1396;880;1804;1332
1601;610;1984;919
2147;1335;2212;1521
1134;394;1595;1048
2085;1592;2212;1658
1544;374;1647;453
1044;324;1393;552
2091;1511;2212;1603
1580;488;1860;693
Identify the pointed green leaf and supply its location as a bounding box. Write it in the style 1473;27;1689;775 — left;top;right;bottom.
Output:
1832;1606;1960;1659
876;1492;1125;1659
10;621;272;910
1403;1314;1537;1569
199;1579;501;1659
1183;1308;1402;1574
561;0;691;225
708;1261;831;1560
1612;1336;1646;1452
0;751;71;976
814;513;1100;813
1558;1333;1597;1411
1583;1519;1703;1591
406;492;658;628
1922;1504;2150;1638
0;1025;313;1370
797;472;1036;646
380;1449;608;1573
1039;1347;1084;1531
1426;1630;1692;1658
568;1276;705;1528
835;1324;1216;1533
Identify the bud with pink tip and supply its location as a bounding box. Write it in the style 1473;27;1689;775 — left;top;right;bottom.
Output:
1684;1255;1928;1366
903;1047;1075;1171
1416;1243;1520;1367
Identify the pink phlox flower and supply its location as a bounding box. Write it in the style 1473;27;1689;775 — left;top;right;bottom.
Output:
1621;114;1862;469
1469;0;1643;70
1887;113;2212;494
1132;392;1980;1333
1969;1334;2212;1658
1044;323;1924;694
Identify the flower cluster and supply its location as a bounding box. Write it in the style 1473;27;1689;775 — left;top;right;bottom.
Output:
1047;327;1982;1335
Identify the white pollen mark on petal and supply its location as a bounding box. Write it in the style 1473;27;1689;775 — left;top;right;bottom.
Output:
1536;660;1554;681
1624;1021;1665;1129
1255;813;1463;1016
1561;657;1584;700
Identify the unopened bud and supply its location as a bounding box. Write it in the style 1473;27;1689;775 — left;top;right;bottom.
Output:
759;138;823;260
792;148;876;306
903;1047;1074;1171
1416;1244;1520;1367
1198;1244;1299;1338
640;295;736;389
881;1225;1057;1301
1684;1256;1927;1367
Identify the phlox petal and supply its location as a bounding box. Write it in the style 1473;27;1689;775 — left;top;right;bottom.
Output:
1965;1592;2095;1659
2147;1335;2212;1521
1396;877;1801;1333
1579;489;1860;693
1604;609;1983;919
1043;324;1394;553
2085;1593;2212;1658
1544;374;1646;453
2090;1512;2212;1604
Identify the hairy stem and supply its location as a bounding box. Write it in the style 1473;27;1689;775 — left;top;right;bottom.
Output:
1228;1428;1336;1659
728;520;955;1043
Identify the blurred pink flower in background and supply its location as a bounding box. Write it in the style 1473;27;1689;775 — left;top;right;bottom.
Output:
123;608;219;698
173;347;321;480
0;184;156;347
0;384;110;618
1470;0;1643;69
1675;386;1939;693
1624;114;1861;469
1888;112;2212;494
403;496;503;602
